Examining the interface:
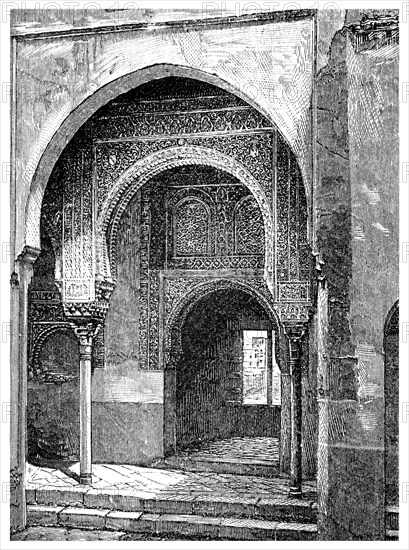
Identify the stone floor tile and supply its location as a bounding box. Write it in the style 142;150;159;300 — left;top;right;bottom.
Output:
60;507;110;529
65;528;126;540
12;527;69;541
159;513;221;525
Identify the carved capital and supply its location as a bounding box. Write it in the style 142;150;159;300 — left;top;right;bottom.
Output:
72;322;95;359
283;322;307;340
283;322;308;360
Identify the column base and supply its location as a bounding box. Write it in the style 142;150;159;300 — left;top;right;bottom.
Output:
80;473;93;485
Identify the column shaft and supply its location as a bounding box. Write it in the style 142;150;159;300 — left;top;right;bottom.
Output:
74;325;93;485
289;335;303;497
80;354;92;483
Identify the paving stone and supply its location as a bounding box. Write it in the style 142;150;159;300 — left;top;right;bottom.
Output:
27;505;64;526
219;516;278;540
84;488;147;511
105;510;144;531
142;495;196;515
59;507;110;529
158;513;221;537
12;527;69;541
274;521;317;541
11;527;127;541
256;497;317;523
12;526;226;541
173;437;279;466
65;528;126;540
109;512;161;533
26;441;317;541
193;495;257;518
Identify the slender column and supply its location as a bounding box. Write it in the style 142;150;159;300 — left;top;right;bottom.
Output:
73;324;94;484
285;324;305;498
10;246;40;532
279;372;292;474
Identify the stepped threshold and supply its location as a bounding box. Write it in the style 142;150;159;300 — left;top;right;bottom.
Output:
26;461;317;540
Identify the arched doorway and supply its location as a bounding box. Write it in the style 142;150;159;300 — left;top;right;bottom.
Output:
26;73;311;485
384;301;399;507
174;288;282;454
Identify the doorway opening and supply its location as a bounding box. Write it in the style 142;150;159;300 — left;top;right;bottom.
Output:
162;287;282;475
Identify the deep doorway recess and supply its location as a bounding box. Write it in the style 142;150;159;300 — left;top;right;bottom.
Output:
175;288;281;453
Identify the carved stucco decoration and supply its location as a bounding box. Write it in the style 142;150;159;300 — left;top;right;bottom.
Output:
173;198;211;256
98;146;275;294
27;277;114;377
28;323;74;381
274;302;311;322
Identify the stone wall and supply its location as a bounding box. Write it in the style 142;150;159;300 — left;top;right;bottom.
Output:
315;11;399;539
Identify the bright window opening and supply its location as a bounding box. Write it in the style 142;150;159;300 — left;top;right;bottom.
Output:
242;330;281;406
243;330;268;405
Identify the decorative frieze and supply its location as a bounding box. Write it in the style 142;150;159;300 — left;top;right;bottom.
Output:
100;95;249;117
92;106;272;141
274;302;311;322
278;282;310;302
169;255;264;270
29;302;66;322
95;277;115;302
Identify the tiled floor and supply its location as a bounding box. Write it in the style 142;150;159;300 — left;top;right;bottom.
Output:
26;462;316;502
12;527;127;541
175;437;279;465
